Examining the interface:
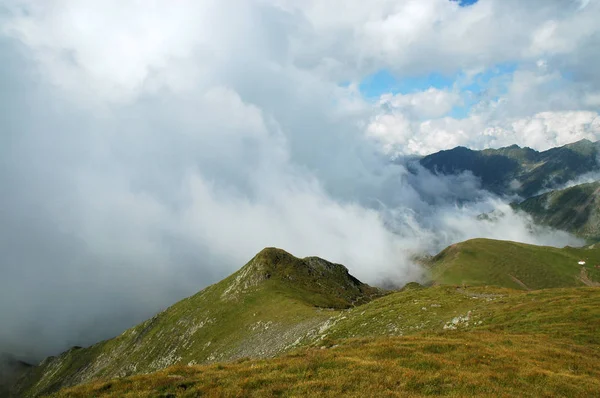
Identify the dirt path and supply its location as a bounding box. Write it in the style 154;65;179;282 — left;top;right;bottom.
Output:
508;274;531;291
578;268;600;287
455;288;505;299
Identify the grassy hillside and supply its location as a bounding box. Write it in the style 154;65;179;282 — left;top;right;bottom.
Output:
514;181;600;242
15;248;381;397
420;139;599;197
52;286;600;397
427;238;600;290
18;242;600;397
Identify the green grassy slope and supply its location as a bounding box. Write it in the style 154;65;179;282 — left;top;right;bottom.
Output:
16;248;381;397
427;238;600;290
325;286;600;346
20;241;600;397
514;181;600;242
419;139;599;197
52;286;600;397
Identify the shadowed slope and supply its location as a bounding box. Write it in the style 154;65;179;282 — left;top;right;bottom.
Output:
420;139;599;197
514;181;600;242
0;354;33;398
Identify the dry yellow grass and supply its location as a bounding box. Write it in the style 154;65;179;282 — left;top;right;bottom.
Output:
52;331;600;398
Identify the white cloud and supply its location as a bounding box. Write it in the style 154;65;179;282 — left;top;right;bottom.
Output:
367;109;600;156
366;45;600;155
2;0;231;101
379;88;462;119
1;0;599;362
509;111;600;150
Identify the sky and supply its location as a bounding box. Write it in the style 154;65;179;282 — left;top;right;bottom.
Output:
1;0;600;362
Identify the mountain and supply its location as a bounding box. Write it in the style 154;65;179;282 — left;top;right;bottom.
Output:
12;141;600;397
513;181;600;242
427;238;600;290
16;242;600;397
14;248;381;397
419;139;600;197
420;139;600;244
49;283;600;397
0;354;32;398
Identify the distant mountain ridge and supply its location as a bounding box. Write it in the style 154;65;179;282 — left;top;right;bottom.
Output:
419;139;600;242
419;139;600;197
513;181;600;242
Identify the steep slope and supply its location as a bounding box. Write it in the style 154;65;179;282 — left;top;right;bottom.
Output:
0;354;32;398
420;139;599;197
427;238;600;289
514;181;600;241
15;248;381;397
19;242;600;397
53;286;600;397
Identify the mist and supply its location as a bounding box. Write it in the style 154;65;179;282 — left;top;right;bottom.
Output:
1;0;597;363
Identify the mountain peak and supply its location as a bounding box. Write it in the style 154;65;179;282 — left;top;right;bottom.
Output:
222;247;381;308
571;138;593;145
563;138;598;156
253;247;353;279
420;139;600;197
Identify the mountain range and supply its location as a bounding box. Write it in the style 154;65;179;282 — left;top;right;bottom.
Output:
420;138;600;242
420;138;599;198
5;139;600;397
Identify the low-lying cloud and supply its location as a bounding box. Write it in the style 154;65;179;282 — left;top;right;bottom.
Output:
0;0;596;364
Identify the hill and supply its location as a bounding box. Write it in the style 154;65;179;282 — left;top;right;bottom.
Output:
427;238;600;289
52;285;600;397
16;242;600;397
419;139;600;197
513;181;600;242
0;354;32;398
14;248;381;397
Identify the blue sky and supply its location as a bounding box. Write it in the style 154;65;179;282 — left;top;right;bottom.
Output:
358;62;517;119
355;0;487;119
454;0;479;6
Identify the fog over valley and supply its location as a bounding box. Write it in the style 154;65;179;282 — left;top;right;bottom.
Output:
1;0;600;363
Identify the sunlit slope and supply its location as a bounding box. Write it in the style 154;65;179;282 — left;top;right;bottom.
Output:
52;286;600;397
428;238;600;289
20;242;600;397
16;248;381;397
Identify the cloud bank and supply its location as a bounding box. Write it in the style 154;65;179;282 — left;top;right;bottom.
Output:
0;0;597;362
